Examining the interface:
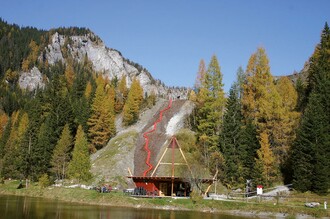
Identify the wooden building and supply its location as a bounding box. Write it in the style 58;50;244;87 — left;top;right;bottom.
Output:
128;136;214;197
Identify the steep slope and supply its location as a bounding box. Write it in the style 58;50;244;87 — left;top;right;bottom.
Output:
142;99;173;177
133;99;191;176
90;98;194;188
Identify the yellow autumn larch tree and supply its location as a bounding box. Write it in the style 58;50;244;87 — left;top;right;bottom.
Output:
242;47;283;155
122;77;143;126
87;75;116;151
64;63;75;88
0;111;9;137
273;77;300;163
255;131;277;186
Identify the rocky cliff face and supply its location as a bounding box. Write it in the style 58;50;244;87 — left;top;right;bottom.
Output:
20;31;188;98
273;61;309;85
18;67;45;90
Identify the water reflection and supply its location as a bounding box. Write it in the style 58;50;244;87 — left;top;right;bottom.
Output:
0;194;246;219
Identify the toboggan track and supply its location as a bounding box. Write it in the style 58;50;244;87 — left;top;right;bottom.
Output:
142;99;172;177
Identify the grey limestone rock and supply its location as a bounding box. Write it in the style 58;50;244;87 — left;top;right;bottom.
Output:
19;67;45;91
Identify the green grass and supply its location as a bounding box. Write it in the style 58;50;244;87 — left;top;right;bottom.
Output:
0;180;329;218
93;130;138;166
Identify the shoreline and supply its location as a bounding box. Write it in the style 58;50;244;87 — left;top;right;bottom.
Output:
0;181;329;219
0;191;285;219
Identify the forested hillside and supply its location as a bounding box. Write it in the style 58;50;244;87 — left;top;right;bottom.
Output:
187;23;330;195
0;19;329;195
0;19;155;182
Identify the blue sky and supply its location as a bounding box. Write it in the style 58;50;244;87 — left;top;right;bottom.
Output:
1;0;329;92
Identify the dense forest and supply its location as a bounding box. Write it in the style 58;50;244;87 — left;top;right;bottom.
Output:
0;19;329;195
188;23;330;195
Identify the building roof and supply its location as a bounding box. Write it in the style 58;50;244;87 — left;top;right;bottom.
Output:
128;176;214;184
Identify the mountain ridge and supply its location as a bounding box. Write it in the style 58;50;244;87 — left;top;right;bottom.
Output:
23;29;189;98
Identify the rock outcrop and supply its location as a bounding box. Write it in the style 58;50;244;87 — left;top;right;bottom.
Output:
18;67;45;91
33;31;188;98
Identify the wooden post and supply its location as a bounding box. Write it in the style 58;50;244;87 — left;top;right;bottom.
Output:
171;178;174;197
127;167;133;176
171;137;175;178
171;139;175;197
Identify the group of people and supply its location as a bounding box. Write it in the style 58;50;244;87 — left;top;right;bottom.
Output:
95;184;112;193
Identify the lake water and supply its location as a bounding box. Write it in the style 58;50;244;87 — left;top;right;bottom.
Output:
0;194;248;219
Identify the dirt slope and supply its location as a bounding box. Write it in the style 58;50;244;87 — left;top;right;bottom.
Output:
133;99;188;176
90;98;194;188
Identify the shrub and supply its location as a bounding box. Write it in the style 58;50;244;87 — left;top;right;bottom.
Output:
190;190;203;204
38;174;50;188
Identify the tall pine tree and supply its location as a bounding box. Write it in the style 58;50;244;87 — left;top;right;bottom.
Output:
68;125;92;183
195;55;226;172
51;124;73;180
221;83;244;185
292;23;330;194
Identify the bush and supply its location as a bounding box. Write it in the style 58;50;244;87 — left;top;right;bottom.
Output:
38;174;50;188
190;190;203;204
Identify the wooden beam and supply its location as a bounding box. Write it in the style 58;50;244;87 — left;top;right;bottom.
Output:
160;162;188;165
204;169;218;196
178;144;193;177
151;147;168;177
127;167;133;176
151;136;194;180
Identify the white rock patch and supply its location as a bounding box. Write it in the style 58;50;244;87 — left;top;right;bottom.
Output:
166;101;194;136
19;67;45;91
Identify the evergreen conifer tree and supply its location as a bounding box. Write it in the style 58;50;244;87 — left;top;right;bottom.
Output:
29;121;53;180
291;93;319;192
292;23;330;194
194;55;226;172
68;125;92;183
240;120;260;180
51;124;73;180
221;83;244;185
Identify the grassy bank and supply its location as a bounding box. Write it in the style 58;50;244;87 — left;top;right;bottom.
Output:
0;180;329;218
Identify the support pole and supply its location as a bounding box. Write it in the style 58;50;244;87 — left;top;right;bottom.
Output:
171;178;174;197
171;138;175;197
127;167;133;176
171;138;175;178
